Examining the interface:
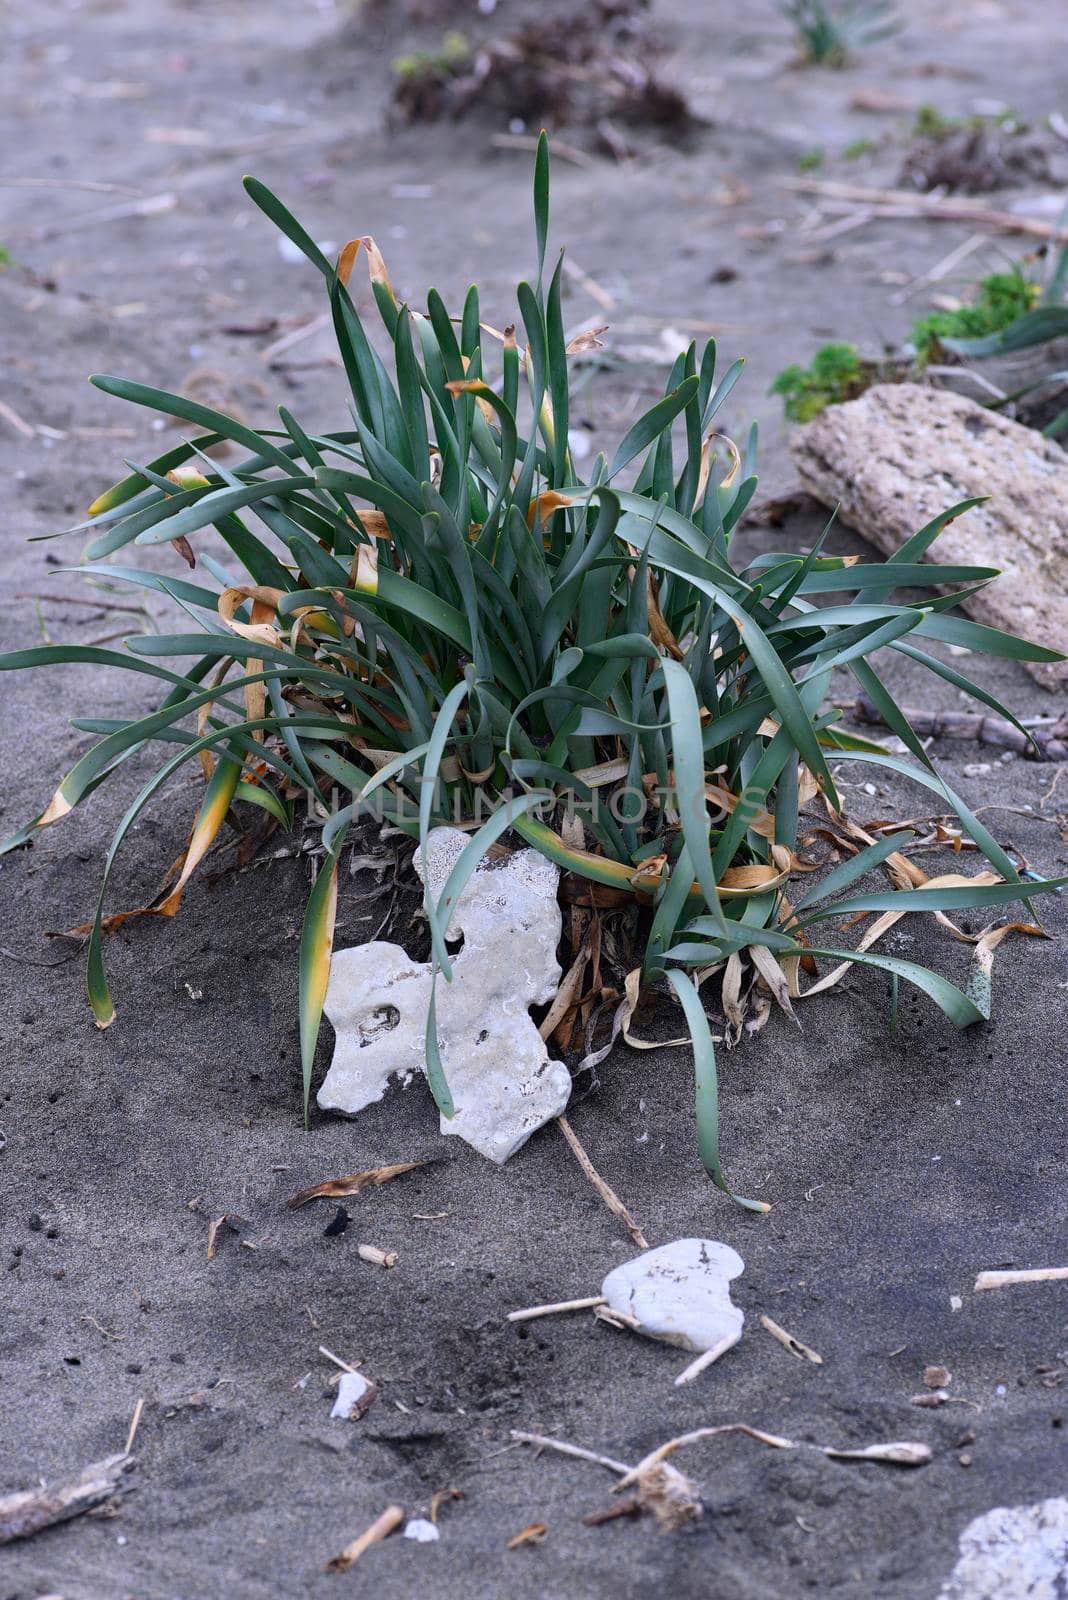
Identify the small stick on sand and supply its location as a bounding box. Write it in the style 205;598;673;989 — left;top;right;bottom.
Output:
261;311;331;364
510;1431;633;1476
616;1425;930;1488
0;1454;135;1545
759;1313;824;1365
890;230;987;304
325;1504;405;1572
0;400;37;439
124;1398;145;1456
781;177;1068;241
673;1329;743;1387
974;1266;1068;1291
319;1345;360;1375
507;1296;607;1324
562;254;618;312
556;1115;649;1250
357;1244;398;1269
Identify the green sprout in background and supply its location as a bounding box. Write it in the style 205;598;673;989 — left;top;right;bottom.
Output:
912;269;1040;364
770;343;870;421
393;28;469;81
780;0;898;68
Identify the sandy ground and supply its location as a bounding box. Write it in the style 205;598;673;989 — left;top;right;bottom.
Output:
2;1;1067;1596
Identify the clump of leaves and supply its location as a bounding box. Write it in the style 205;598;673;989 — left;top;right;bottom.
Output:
4;139;1064;1204
779;0;897;67
770;343;877;421
912;269;1041;365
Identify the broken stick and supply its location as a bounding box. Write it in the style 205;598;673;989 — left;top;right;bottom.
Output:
326;1504;405;1571
507;1295;607;1324
781;177;1068;242
843;693;1068;761
556;1115;649;1249
0;1453;135;1545
974;1266;1068;1291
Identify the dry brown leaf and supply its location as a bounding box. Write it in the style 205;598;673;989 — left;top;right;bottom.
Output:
352;543;378;593
720;863;789;893
218;585;284;649
722;951;746;1043
538;940;590;1042
430;1486;465;1524
348;509;394;541
565;325;609;355
526;490;575;529
748;944;797;1020
507;1522;548;1549
206;1215;236;1260
646;571;684;661
337;236;395;305
286;1161;429;1209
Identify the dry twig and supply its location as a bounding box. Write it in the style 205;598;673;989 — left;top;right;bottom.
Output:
326;1505;404;1571
759;1313;824;1365
507;1295;607;1324
974;1266;1068;1291
556;1114;649;1249
0;1454;135;1545
782;176;1068;241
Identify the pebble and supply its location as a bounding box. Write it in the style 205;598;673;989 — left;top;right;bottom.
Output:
600;1238;744;1354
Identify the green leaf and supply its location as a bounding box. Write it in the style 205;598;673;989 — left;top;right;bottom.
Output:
795;875;1067;927
662;659;725;934
665;970;768;1212
91;375;294;471
243;177;335;278
943;305;1068;357
608;376;700;481
299;824;348;1125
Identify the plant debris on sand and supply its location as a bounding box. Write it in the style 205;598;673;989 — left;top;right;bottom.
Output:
389;1;693;151
900;109;1053;195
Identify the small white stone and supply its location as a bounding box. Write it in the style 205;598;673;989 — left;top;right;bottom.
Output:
938;1497;1068;1598
330;1371;372;1420
404;1519;440;1543
600;1238;745;1354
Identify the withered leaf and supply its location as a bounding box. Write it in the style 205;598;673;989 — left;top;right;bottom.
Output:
507;1521;548;1549
286;1160;430;1209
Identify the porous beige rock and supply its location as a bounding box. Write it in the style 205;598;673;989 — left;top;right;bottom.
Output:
939;1497;1068;1599
317;827;570;1164
791;384;1068;689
